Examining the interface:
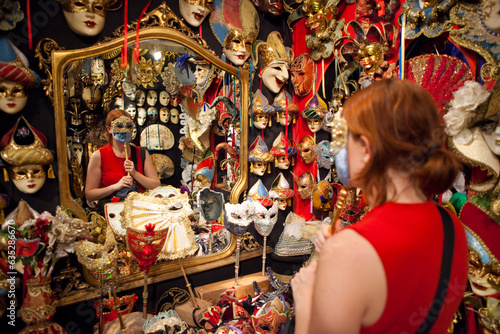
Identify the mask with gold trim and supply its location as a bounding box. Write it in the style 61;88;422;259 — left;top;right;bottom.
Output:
247;179;273;207
298;135;316;164
269;173;294;210
249;135;273;176
293;171;316;199
210;0;259;66
270;132;297;170
251;297;287;334
126;224;168;274
0;116;54;194
0;37;40;114
59;0;118;37
272;90;298;126
250;0;284;17
179;0;214;27
110;115;133;143
290;53;315;97
251;89;275;129
301;92;328;132
94;294;137;324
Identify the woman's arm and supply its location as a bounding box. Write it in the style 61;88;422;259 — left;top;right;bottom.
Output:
124;149;161;190
85;150;132;201
292;229;387;334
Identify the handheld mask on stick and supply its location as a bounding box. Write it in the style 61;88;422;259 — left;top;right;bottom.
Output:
111;116;134;143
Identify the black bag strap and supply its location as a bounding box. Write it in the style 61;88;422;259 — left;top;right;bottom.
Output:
129;146;145;171
416;205;455;334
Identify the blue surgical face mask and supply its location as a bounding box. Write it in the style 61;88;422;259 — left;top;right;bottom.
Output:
335;138;350;187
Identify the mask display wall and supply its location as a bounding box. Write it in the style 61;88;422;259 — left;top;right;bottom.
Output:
0;37;40;114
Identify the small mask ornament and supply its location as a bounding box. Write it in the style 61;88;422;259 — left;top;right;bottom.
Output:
194;151;215;190
147;90;158;106
290;53;315;97
294;171;317;199
137;108;147;126
90;57;107;86
159;107;170;123
250;0;284;16
110;115;134;144
254;31;294;94
122;191;199;260
210;0;259;66
247;179;273;207
301;93;328;133
0;117;54;194
224;201;254;237
314;140;335;169
135;56;162;89
159;91;170;106
248;135;274;176
270;132;297;170
170;108;180;124
82;86;102;110
298;135;316;164
197;188;224;222
272;90;298;126
147;107;158;122
136;90;145;107
123;81;137;101
251;89;275;129
0;37;40;115
58;0;119;37
179;0;214;27
125;103;136;119
269;173;294;210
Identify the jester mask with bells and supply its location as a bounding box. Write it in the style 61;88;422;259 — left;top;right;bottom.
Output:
269;173;294;210
126;224;168;274
298;135;316;164
253;31;294;94
294;171;317;199
0;117;54;194
197;187;224;222
57;0;121;37
270;132;297;170
122;191;199;260
272;90;298;126
301;93;329;133
194;151;215;190
247;179;273;207
253;201;279;237
210;0;259;66
251;89;275;129
224;201;255;237
0;37;40;115
248;135;273;176
290;53;315;97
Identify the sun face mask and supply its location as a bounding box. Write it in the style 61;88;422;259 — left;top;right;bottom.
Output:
197;188;224;222
110;115;134;143
224;201;255;237
290;53;314;97
253;201;278;237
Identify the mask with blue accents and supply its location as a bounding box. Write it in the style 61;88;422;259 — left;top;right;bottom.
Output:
111;115;134;143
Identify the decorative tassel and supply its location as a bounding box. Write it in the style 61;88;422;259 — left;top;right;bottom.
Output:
292;157;295;166
277;114;279;123
47;165;55;179
287;199;291;206
3;168;9;182
274;157;278;168
267;163;271;173
293;115;296;124
250;163;253;173
269;117;272;127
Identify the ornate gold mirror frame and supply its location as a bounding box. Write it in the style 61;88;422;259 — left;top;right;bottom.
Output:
37;3;250;304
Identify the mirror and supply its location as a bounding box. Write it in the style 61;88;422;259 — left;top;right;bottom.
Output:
37;3;250;288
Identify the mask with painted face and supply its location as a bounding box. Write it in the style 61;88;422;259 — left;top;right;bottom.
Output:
159;107;170;123
82;86;102;110
249;135;273;176
147;107;158;122
135;90;145;107
61;0;114;37
147;90;158;106
170;108;180;124
125;104;136;119
123;82;137;101
290;53;314;97
197;188;224;222
137;108;147;126
179;0;214;27
110;115;134;143
159;91;170;106
298;135;316;164
250;0;284;16
294;171;316;199
269;173;294;210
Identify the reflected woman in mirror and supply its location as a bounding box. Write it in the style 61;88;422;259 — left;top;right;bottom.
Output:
85;109;160;213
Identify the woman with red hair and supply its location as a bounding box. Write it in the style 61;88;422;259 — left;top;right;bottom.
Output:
291;78;468;333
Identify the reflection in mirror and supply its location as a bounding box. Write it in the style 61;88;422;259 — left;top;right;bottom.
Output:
37;5;250;290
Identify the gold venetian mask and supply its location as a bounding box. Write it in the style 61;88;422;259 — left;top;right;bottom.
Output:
299;135;316;164
223;29;255;65
358;43;385;74
468;248;500;297
302;0;334;36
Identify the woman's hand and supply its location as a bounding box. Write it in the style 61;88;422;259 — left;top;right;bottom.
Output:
123;159;137;176
314;220;344;254
290;260;318;333
116;175;134;190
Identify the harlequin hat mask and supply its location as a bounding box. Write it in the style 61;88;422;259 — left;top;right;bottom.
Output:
272;90;298;126
247;179;273;207
269;172;294;210
197;187;224;222
251;89;275;129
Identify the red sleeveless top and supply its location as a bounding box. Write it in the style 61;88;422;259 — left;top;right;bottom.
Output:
347;201;468;333
99;144;144;189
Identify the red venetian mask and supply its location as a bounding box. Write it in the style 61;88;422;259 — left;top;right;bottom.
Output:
126;224;168;274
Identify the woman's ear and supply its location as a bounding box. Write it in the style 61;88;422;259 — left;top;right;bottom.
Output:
359;135;371;163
